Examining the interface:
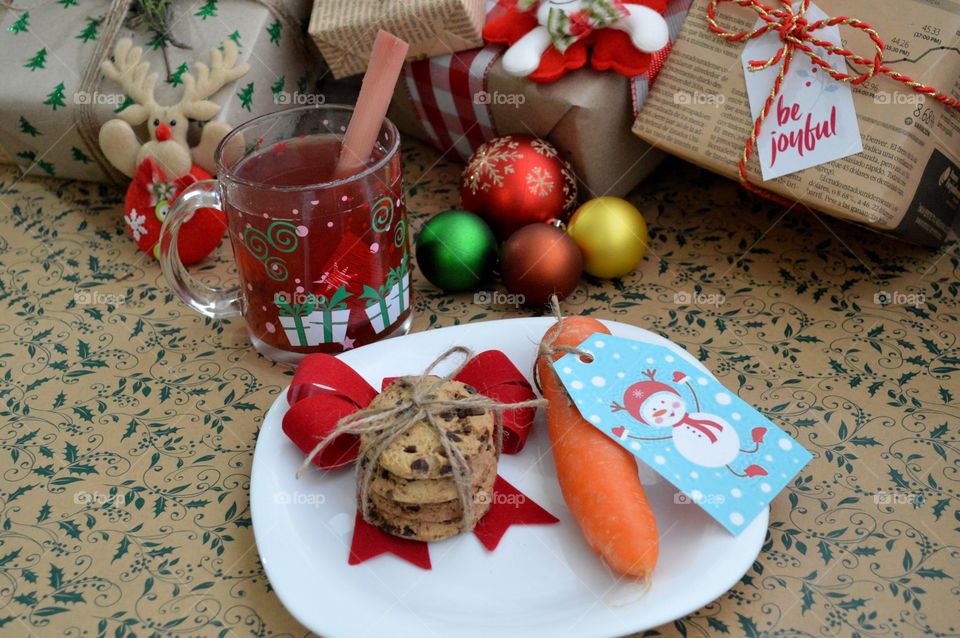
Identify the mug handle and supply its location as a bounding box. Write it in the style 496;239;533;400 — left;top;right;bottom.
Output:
158;180;242;319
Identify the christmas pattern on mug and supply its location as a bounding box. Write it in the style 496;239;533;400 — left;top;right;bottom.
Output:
264;195;411;348
552;333;812;534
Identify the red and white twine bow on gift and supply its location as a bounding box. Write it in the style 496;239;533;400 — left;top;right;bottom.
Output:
282;350;558;570
707;0;960;203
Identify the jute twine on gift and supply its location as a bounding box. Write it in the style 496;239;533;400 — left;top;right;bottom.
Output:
296;347;547;532
1;0;313;185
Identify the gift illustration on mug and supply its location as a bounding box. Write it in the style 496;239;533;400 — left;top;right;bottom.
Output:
275;286;353;347
361;253;411;334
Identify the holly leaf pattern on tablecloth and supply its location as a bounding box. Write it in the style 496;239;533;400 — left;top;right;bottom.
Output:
0;145;957;638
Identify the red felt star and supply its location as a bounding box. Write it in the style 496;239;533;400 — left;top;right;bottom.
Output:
473;475;559;551
348;475;558;568
348;511;432;570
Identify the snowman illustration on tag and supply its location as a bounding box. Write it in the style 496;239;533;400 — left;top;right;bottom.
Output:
611;370;768;477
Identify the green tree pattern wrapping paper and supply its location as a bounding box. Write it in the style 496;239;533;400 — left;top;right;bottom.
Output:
0;0;317;183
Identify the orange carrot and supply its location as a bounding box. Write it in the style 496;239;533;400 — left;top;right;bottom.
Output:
537;317;659;580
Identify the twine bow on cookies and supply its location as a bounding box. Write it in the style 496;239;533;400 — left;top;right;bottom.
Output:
296;347;546;531
706;0;960;202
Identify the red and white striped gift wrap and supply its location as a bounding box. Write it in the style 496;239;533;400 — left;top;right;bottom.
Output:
400;0;693;164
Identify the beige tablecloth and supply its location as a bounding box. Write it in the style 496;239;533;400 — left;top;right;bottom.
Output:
0;142;957;637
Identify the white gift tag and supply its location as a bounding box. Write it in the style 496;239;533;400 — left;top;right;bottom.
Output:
741;2;863;180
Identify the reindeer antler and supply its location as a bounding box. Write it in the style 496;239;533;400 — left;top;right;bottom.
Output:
642;369;657;381
100;38;157;125
180;40;250;121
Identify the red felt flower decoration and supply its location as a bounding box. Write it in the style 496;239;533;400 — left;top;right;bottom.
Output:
483;0;670;83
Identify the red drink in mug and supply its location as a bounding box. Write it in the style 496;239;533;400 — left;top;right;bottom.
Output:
159;105;412;365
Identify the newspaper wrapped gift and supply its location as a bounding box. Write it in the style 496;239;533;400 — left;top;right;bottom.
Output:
388;0;693;198
309;0;487;79
0;0;319;184
632;0;960;246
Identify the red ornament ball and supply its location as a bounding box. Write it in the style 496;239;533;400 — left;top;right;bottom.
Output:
501;224;583;306
460;135;577;239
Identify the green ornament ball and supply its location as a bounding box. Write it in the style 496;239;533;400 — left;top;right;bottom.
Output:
416;210;498;292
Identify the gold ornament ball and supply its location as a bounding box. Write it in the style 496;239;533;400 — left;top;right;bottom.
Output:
566;197;649;278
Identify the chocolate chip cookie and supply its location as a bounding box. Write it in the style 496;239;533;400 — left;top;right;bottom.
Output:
362;378;496;480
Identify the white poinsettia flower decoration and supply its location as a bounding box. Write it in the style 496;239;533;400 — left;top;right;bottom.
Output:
148;178;177;206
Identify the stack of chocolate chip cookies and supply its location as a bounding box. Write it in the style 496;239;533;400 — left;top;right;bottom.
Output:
357;378;498;541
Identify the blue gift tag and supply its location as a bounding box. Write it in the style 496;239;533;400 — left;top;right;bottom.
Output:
552;333;812;534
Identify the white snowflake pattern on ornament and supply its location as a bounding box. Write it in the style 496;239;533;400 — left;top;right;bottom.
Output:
530;138;558;158
561;160;577;211
147;178;177;206
125;209;148;241
526;166;555;197
462;136;523;195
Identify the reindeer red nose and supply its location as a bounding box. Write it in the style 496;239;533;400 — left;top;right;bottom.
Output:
154;123;171;141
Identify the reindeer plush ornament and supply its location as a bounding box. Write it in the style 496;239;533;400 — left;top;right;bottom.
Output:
99;38;250;264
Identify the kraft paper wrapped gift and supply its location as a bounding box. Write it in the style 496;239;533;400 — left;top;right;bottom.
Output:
387;0;693;198
0;0;320;184
632;0;960;246
391;67;667;199
309;0;487;79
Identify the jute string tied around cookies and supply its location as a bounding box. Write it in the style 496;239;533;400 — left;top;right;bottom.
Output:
296;347;547;531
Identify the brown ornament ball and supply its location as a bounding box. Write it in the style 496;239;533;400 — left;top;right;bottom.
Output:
501;224;583;306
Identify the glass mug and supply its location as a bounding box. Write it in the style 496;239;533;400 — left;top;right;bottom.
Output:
159;105;413;365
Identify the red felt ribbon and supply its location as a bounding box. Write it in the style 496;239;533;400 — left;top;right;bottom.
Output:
283;350;540;467
283;351;558;569
707;0;960;205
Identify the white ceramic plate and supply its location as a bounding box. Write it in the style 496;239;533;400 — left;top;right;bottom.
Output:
251;318;767;638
